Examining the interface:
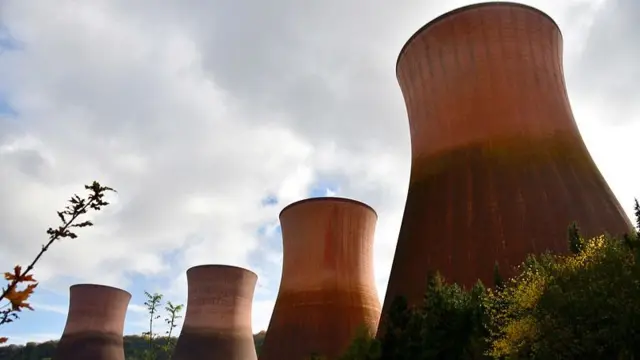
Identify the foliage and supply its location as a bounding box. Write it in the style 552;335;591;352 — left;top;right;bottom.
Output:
486;230;640;359
338;325;381;360
134;291;185;360
140;291;163;360
0;333;267;359
254;330;266;355
376;273;489;360
342;201;640;359
567;222;582;254
161;301;184;354
0;181;115;344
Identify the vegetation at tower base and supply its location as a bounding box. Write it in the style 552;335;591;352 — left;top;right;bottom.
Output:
335;202;640;360
131;291;184;360
484;224;640;358
374;275;490;360
0;182;115;345
0;333;267;359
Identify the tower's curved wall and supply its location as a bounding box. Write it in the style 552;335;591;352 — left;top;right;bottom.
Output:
259;197;381;360
172;265;258;360
380;1;632;332
53;284;131;360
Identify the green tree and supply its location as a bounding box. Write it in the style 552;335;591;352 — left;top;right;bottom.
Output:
161;301;184;356
132;291;184;360
376;273;490;360
486;226;640;358
379;295;414;359
415;274;489;359
141;291;163;360
338;325;381;360
567;221;582;254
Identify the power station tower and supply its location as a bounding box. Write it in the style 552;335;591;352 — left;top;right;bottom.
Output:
260;197;381;360
380;1;632;333
172;265;258;360
53;284;131;360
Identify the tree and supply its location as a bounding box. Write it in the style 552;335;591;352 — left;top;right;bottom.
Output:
376;273;490;360
338;325;381;360
141;291;163;360
486;226;640;358
161;301;184;355
132;290;184;360
567;221;582;254
378;295;415;359
0;181;115;344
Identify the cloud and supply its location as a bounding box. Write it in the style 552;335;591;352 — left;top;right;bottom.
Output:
3;333;59;346
570;0;640;124
28;303;67;316
0;0;638;345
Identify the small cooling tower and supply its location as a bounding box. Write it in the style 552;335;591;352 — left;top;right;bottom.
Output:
259;197;381;360
171;265;258;360
53;284;131;360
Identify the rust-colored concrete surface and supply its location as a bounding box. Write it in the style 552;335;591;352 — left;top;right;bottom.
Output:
379;1;633;334
53;284;131;360
172;265;258;360
259;197;381;360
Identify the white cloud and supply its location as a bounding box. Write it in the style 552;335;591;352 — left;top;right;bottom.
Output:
3;333;59;346
28;303;67;316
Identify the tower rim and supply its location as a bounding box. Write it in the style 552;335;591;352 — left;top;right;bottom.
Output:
395;1;562;74
70;283;131;297
279;196;378;219
186;264;258;279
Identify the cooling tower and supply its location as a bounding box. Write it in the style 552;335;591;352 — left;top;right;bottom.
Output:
380;1;633;328
259;197;381;360
53;284;131;360
171;265;258;360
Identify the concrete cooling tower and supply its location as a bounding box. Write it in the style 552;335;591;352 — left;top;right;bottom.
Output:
53;284;131;360
259;197;381;360
380;1;633;328
171;265;258;360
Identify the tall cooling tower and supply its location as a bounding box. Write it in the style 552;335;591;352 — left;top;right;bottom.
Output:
172;265;258;360
53;284;131;360
259;197;381;360
380;1;633;328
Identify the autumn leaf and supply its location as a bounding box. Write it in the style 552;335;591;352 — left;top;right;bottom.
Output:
4;265;37;284
4;283;38;311
4;265;22;281
0;337;7;344
20;274;36;282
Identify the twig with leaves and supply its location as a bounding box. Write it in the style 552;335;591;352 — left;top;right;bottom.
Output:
0;181;115;344
142;291;163;360
162;301;184;356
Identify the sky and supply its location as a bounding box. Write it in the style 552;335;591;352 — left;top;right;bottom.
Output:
0;0;639;345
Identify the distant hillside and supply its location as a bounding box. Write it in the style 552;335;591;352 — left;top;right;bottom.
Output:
0;331;267;360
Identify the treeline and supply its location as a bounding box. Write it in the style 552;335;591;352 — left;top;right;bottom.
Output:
337;201;640;360
0;332;267;360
